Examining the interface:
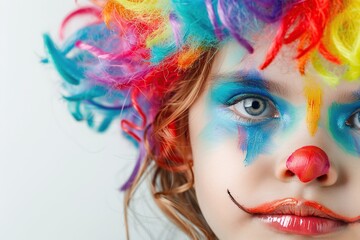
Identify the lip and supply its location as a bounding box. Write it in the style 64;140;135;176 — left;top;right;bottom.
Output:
227;189;360;236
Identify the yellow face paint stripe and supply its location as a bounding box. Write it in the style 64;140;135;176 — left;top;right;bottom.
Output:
304;80;323;136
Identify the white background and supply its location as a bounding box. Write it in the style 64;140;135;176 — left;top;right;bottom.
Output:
0;1;182;239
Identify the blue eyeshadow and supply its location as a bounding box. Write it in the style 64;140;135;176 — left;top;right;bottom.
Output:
202;70;296;165
328;101;360;156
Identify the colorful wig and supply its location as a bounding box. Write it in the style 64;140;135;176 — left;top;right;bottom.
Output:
43;0;360;190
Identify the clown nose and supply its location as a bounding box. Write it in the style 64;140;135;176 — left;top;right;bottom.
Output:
286;146;330;183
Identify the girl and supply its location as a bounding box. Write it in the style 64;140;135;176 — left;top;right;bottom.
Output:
44;0;360;238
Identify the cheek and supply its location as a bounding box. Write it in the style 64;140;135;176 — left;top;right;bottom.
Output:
189;97;247;230
239;124;279;165
188;98;277;232
190;125;251;238
189;113;282;238
195;106;280;166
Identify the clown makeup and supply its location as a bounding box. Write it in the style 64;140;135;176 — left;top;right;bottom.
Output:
329;101;360;156
204;70;296;165
45;0;360;238
189;38;360;239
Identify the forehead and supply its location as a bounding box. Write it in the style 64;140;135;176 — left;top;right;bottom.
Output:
209;38;360;103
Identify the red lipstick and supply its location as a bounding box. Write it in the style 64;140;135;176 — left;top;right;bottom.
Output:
227;190;360;236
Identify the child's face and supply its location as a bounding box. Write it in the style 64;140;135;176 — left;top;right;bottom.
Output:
189;38;360;238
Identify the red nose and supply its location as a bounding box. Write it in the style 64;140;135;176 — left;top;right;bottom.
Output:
286;146;330;183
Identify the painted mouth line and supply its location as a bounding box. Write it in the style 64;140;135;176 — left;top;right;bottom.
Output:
227;189;360;223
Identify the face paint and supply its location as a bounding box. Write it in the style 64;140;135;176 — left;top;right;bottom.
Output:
304;78;322;136
328;101;360;156
204;70;296;165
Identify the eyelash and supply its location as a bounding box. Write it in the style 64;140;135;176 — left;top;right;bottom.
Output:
346;111;360;130
226;94;280;124
224;94;360;130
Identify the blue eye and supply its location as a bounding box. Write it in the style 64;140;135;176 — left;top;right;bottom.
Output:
229;95;279;123
242;98;266;116
346;111;360;129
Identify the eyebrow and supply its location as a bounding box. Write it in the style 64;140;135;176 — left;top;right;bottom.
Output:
337;91;360;103
209;70;287;96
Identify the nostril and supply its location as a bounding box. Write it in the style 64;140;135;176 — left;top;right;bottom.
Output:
317;174;328;182
284;170;295;177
